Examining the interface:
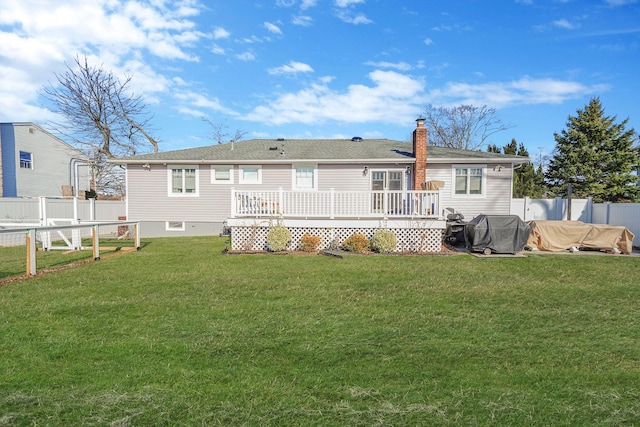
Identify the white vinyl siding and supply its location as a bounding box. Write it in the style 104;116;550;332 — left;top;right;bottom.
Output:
6;123;89;197
211;165;233;184
168;166;199;196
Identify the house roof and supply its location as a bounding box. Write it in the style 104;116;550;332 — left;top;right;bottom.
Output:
112;138;530;165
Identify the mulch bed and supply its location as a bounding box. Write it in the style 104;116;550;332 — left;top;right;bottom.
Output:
225;245;462;257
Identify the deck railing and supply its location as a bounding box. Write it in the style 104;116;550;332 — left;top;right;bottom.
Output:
231;189;441;219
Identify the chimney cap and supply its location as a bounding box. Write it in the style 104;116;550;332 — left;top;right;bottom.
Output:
416;117;426;127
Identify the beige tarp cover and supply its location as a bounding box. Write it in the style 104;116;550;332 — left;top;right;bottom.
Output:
526;220;634;254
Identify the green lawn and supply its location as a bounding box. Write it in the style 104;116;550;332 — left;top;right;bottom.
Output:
1;236;638;425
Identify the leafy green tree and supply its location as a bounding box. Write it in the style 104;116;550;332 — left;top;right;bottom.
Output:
545;98;639;202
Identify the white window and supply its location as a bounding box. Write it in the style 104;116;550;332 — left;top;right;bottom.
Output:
166;221;185;231
211;165;234;184
168;166;199;196
453;166;485;196
293;164;317;190
239;165;262;184
20;151;33;169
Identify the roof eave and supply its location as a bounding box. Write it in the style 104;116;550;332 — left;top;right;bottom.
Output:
427;157;531;164
111;157;416;165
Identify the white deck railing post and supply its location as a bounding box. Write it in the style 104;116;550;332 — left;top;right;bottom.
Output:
330;189;335;219
230;188;236;218
383;189;388;220
279;187;284;215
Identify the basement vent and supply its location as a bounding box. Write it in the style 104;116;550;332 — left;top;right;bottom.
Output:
351;136;363;141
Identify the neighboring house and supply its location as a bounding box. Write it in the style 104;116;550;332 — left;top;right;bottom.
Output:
114;119;530;251
0;122;90;198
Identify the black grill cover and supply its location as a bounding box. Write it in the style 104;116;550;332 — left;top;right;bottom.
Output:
464;215;531;254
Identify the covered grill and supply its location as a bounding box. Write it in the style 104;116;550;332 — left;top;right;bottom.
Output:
465;214;531;255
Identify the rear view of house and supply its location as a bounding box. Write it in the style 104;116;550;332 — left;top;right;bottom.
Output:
114;120;529;251
0;122;90;198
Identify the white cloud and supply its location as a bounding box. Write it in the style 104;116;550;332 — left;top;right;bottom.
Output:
423;38;433;45
247;70;424;125
335;0;365;7
364;61;413;71
0;0;204;123
605;0;638;5
247;72;610;127
174;90;238;116
553;18;578;30
213;27;230;39
211;44;225;55
336;11;373;24
292;15;313;26
427;77;610;108
264;22;283;35
300;0;319;9
268;61;314;75
236;51;256;61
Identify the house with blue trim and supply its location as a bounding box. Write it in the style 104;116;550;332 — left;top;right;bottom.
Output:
0;123;90;198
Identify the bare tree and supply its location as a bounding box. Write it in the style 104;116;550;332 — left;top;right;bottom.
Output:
421;104;513;151
42;55;159;195
202;118;247;144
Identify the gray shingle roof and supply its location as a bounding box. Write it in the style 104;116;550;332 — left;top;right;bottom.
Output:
113;138;529;164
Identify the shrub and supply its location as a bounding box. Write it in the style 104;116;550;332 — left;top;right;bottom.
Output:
266;225;291;251
299;233;321;252
342;233;370;253
370;229;397;253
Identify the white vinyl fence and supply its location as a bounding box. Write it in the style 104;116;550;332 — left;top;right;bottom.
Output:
0;197;126;248
0;197;125;225
511;198;640;245
511;198;593;222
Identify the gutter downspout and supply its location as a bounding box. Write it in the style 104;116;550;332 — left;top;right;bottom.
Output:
69;158;89;197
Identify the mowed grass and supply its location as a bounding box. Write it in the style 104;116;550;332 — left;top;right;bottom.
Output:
0;236;638;425
1;237;138;280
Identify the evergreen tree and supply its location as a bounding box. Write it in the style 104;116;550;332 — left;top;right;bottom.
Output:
503;139;518;155
545;98;639;202
533;164;547;198
497;139;544;198
487;143;501;153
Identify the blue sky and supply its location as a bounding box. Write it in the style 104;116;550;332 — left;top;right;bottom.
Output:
1;0;638;164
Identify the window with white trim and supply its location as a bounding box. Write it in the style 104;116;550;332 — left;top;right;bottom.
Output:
168;166;198;196
239;165;261;184
166;221;185;231
20;151;33;169
211;165;234;184
453;166;485;195
293;164;317;190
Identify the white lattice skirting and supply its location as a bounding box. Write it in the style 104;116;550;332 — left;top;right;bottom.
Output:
230;225;444;253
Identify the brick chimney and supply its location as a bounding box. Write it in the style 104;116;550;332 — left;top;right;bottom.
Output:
412;117;428;190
